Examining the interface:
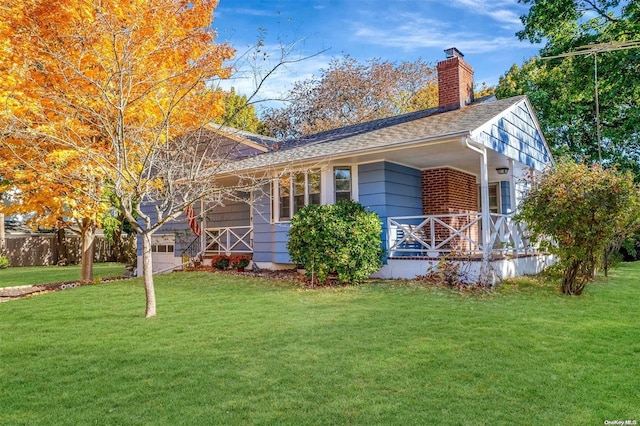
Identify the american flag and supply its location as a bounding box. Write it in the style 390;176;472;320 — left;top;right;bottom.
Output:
185;204;201;236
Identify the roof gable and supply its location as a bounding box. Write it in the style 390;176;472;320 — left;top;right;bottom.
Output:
471;97;553;170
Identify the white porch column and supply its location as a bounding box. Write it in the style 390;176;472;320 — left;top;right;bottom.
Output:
478;150;491;252
509;158;517;213
509;158;521;254
464;137;493;284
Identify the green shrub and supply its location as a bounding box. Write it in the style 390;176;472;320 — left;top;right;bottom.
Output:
0;255;9;269
516;161;640;295
288;200;383;285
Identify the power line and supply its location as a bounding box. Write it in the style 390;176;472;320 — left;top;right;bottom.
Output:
541;40;640;164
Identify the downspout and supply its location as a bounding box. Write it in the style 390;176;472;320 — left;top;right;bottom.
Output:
463;137;493;285
509;158;520;255
508;159;517;213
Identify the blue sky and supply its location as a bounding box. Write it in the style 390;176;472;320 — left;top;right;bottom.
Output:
213;0;542;110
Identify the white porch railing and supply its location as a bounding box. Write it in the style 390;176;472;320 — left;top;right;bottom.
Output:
387;213;537;257
204;226;253;255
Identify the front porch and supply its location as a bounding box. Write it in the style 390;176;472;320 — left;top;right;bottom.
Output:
182;225;254;259
375;212;554;281
387;212;537;258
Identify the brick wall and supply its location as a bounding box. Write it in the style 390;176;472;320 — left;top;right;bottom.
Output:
422;168;479;251
437;56;474;110
422;168;478;215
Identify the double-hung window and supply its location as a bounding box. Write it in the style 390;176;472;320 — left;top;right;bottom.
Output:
334;167;352;202
277;170;321;221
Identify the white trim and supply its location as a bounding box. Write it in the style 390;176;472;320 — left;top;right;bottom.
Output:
273;169;322;223
421;164;475;175
254;262;296;271
352;165;359;202
509;158;517;213
373;255;556;281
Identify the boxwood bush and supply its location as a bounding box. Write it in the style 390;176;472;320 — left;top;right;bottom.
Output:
287;200;383;285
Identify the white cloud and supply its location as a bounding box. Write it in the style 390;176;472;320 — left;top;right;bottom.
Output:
354;23;527;54
222;7;278;17
448;0;524;28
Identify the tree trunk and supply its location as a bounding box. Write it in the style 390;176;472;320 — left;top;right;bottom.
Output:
112;228;122;262
55;227;69;265
79;218;96;283
562;260;579;295
141;232;156;318
0;212;5;253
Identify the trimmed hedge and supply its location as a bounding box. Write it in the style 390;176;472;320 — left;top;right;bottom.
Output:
287;200;383;285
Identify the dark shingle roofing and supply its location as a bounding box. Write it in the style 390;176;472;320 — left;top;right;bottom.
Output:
215;125;278;149
217;95;527;173
275;106;443;151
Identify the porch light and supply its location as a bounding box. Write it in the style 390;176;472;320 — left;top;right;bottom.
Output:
496;167;509;175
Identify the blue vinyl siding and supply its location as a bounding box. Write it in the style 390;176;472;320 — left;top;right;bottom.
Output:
138;196;251;257
206;195;250;228
472;100;552;171
252;183;292;264
137;202;193;256
252;162;422;265
359;162;422;256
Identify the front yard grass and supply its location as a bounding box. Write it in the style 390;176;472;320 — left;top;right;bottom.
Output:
1;262;638;425
0;262;127;287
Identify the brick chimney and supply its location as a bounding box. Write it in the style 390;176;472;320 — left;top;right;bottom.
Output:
437;47;474;110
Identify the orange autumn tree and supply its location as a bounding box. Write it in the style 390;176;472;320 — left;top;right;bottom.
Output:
0;145;108;282
0;2;110;282
1;0;237;317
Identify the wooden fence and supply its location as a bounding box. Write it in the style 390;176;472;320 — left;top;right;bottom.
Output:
3;234;116;267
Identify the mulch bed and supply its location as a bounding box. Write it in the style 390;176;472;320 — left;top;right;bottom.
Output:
182;265;306;281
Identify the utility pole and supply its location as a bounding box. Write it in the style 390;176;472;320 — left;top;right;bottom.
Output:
542;40;640;164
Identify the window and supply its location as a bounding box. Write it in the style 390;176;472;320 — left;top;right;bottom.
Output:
334;167;351;202
308;171;321;206
277;170;321;220
151;244;174;253
488;184;499;213
293;173;305;214
478;183;500;213
279;175;291;220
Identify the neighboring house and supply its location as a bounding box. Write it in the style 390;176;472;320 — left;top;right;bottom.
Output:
141;48;555;281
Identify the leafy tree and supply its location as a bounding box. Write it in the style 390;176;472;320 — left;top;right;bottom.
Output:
497;1;640;174
1;0;236;317
516;160;639;295
287;200;383;285
474;82;496;99
0;147;109;282
220;88;268;135
1;0;315;317
263;56;438;138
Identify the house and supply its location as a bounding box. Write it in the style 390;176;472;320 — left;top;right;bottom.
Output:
142;48;555;281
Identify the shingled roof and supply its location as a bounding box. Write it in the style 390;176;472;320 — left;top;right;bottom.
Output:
216;95;527;174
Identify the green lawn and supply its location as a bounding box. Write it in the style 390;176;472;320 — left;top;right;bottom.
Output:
0;262;127;287
1;263;638;425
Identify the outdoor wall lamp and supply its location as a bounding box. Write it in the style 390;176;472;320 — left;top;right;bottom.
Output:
496;167;509;175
